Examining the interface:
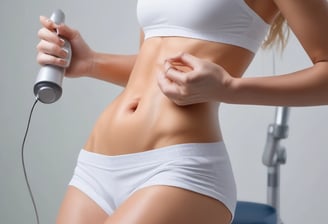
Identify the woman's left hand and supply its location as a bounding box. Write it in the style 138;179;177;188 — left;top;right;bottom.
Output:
157;52;234;106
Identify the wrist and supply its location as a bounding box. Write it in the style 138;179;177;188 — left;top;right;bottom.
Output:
87;50;97;77
222;76;241;104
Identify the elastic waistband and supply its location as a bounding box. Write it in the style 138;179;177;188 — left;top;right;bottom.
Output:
78;141;226;169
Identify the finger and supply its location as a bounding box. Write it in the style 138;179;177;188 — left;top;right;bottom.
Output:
40;15;78;41
157;71;194;106
36;40;68;59
166;52;198;69
157;70;181;97
36;52;68;67
38;27;65;46
164;63;190;85
40;15;58;31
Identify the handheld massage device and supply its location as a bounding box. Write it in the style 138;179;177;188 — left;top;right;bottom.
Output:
34;9;71;104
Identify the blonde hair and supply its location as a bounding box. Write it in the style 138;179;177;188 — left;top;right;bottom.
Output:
262;13;289;50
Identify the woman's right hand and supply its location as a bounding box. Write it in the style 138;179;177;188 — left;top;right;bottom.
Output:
36;16;94;78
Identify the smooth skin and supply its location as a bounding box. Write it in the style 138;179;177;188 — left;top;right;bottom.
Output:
36;0;328;223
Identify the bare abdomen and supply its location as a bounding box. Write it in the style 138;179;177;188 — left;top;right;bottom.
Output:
83;83;222;155
83;37;253;155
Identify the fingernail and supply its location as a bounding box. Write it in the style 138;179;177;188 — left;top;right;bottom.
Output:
59;58;68;66
59;38;65;46
61;48;68;58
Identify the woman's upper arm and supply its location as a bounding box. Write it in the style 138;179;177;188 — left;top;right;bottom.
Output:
274;0;328;63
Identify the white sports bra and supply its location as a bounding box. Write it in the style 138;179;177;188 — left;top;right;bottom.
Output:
137;0;270;53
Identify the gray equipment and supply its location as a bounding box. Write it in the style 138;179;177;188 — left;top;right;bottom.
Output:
232;106;290;224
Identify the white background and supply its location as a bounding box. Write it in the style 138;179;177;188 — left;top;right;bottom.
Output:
0;1;327;223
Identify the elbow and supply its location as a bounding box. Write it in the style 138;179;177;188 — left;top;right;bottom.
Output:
314;61;328;105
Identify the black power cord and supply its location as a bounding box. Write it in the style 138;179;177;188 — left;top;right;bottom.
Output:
21;98;40;224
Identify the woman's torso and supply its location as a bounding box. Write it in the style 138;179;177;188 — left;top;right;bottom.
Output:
84;0;278;155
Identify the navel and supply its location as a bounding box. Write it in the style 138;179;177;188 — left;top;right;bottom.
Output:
127;98;141;113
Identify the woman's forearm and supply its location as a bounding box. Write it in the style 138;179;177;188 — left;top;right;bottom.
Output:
228;61;328;106
88;51;137;86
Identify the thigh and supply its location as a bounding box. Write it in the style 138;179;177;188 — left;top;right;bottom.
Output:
104;186;232;224
56;186;108;224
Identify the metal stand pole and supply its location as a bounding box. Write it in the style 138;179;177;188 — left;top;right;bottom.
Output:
262;106;290;224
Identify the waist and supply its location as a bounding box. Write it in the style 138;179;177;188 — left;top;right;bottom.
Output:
84;83;222;155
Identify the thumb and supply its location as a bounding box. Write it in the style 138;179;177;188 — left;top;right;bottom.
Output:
166;52;199;69
57;23;79;41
